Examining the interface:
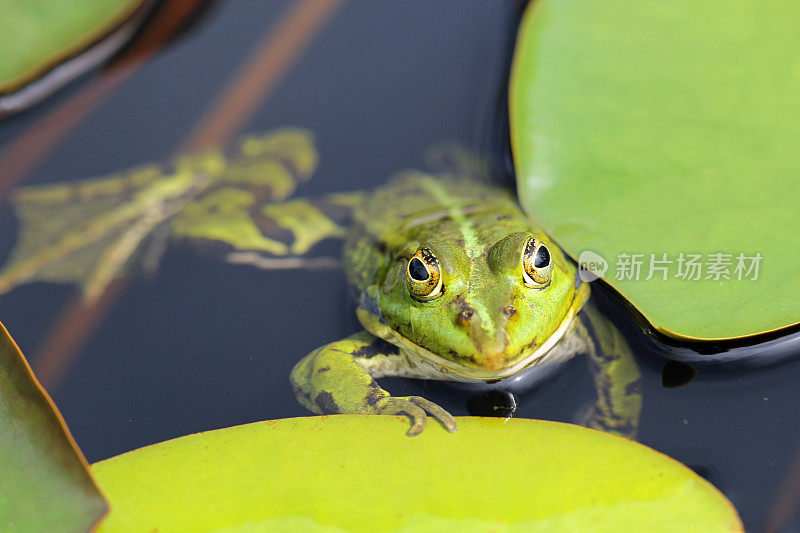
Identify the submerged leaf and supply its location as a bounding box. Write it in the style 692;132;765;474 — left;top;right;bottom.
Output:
510;0;800;340
92;416;742;532
0;129;322;304
0;321;107;530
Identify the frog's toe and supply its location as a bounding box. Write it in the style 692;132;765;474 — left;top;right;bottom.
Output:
375;396;458;436
405;396;458;434
377;397;428;436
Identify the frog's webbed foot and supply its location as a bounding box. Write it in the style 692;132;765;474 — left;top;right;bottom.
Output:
375;396;457;436
575;305;643;440
291;331;458;436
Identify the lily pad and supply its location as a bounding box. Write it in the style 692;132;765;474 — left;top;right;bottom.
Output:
0;0;146;111
510;0;800;340
0;321;107;531
92;416;741;532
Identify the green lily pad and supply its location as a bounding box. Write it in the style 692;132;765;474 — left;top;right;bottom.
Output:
0;321;107;531
510;0;800;340
0;0;144;93
92;416;741;532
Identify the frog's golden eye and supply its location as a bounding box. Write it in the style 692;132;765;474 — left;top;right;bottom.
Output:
522;236;553;289
406;248;443;301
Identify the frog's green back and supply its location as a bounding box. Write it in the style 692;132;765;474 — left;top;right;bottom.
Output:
345;172;525;292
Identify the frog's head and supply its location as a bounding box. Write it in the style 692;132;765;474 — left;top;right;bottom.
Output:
372;232;580;380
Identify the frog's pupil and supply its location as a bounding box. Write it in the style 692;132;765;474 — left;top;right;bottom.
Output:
534;246;550;268
409;258;430;281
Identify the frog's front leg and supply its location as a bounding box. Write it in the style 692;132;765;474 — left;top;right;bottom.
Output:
290;331;457;436
575;305;643;440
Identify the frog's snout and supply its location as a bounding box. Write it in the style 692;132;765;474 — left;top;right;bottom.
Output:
454;304;513;371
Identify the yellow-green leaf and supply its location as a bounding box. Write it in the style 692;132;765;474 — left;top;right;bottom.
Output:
0;321;107;531
510;0;800;340
92;416;741;532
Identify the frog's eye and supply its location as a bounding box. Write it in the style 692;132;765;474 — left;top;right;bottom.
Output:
522;236;553;289
406;248;443;301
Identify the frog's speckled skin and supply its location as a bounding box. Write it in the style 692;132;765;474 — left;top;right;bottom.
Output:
291;171;641;436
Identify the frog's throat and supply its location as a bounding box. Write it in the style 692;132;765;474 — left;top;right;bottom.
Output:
358;282;590;383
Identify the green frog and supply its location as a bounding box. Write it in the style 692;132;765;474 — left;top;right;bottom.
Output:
289;170;641;437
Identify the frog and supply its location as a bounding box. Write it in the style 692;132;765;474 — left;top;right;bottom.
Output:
289;170;642;437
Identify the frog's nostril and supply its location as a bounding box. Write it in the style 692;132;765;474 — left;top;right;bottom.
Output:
503;306;517;318
456;308;474;326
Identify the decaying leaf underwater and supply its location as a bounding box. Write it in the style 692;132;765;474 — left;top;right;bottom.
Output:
0;128;364;303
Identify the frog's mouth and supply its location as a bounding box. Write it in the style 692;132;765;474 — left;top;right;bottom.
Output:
370;289;582;382
390;306;579;382
360;280;588;382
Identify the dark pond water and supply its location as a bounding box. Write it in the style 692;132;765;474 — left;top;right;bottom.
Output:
1;1;799;531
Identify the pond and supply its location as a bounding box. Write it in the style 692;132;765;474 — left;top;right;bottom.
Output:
0;1;798;531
